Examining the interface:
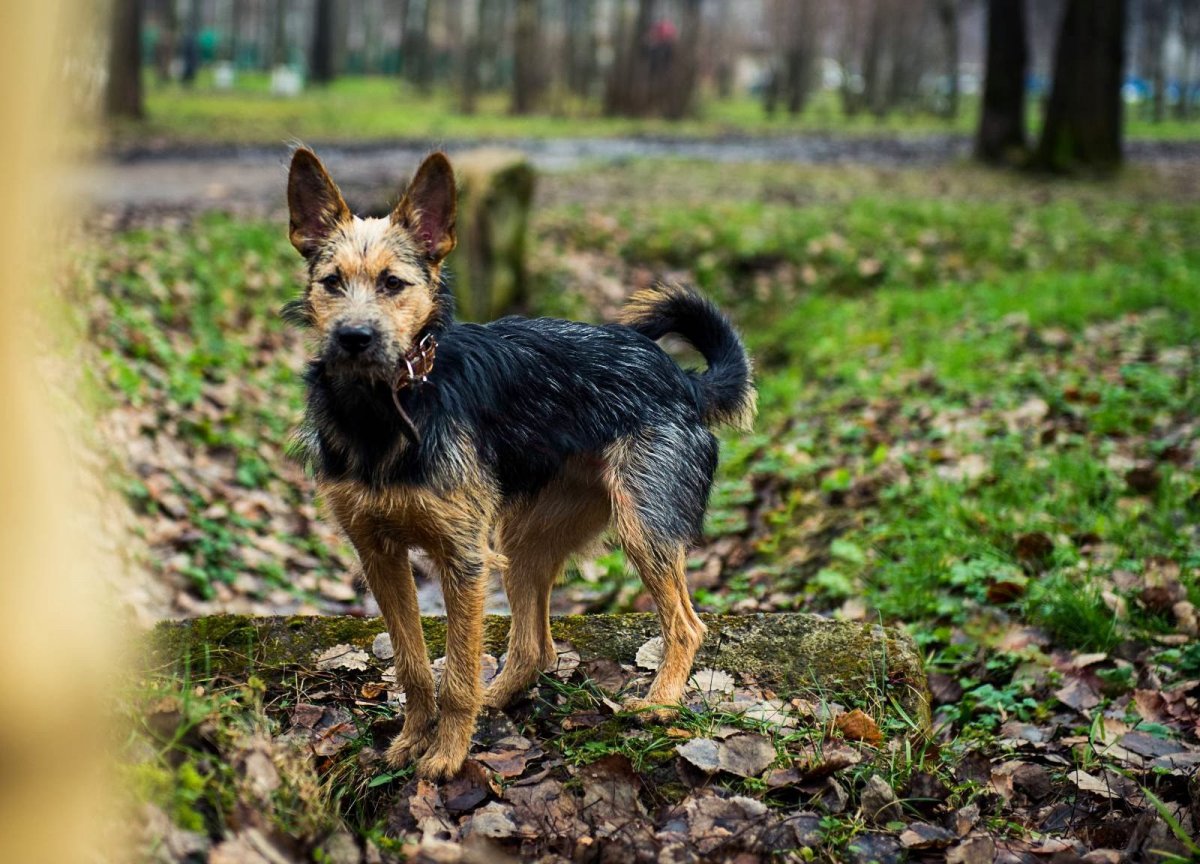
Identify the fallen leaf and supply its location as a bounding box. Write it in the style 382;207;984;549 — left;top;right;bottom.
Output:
635;636;664;670
314;644;371;672
835;709;883;745
900;822;956;849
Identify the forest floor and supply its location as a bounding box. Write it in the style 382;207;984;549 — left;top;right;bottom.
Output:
72;158;1200;862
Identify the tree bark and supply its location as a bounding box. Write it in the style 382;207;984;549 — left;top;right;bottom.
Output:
1180;0;1200;120
1032;0;1126;173
310;0;337;84
106;0;144;119
271;0;288;67
976;0;1028;163
511;0;544;114
934;0;961;119
153;0;176;83
664;0;702;119
1141;0;1167;123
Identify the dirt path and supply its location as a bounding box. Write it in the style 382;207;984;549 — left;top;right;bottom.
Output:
72;134;1200;214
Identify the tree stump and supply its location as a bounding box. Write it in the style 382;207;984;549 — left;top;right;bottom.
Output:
449;149;536;322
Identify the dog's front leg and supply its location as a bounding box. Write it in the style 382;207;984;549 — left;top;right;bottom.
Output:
417;541;489;780
341;525;438;768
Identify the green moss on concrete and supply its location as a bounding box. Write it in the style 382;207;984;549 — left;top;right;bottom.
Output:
147;612;929;728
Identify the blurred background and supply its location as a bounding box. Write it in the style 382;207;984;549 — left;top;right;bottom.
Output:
42;0;1200;860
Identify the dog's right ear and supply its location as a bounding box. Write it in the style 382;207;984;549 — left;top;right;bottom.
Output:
287;148;350;259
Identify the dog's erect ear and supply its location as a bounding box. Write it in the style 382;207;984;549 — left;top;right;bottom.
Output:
393;152;457;264
287;148;350;258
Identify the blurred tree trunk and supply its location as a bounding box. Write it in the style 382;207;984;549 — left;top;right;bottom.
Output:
713;0;735;99
181;0;201;85
1032;0;1126;172
106;0;144;119
511;0;545;114
664;0;702;119
1180;0;1200;120
229;0;248;65
839;0;868;116
765;0;820;118
310;0;337;84
564;0;597;98
403;0;433;93
934;0;960;118
862;0;888;116
605;0;655;117
153;0;176;83
460;0;483;113
271;0;288;66
1142;0;1167;122
977;0;1028;163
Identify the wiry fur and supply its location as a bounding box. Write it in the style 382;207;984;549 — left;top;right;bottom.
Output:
284;148;756;781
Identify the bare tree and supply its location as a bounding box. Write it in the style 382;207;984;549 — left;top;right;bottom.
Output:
106;0;144;119
152;0;176;83
271;0;289;67
664;0;703;119
564;0;598;98
1032;0;1127;172
1141;0;1168;122
310;0;337;84
977;0;1028;163
933;0;960;118
511;0;545;114
764;0;821;117
1179;0;1200;119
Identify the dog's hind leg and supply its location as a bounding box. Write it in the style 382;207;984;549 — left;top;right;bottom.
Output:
485;478;611;709
619;534;706;721
605;428;714;722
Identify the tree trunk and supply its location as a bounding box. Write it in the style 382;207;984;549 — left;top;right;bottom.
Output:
511;0;543;114
664;0;702;119
935;0;960;119
180;0;201;86
1032;0;1126;173
310;0;337;84
1141;0;1167;122
977;0;1028;163
153;0;176;83
604;0;656;117
106;0;144;119
1181;0;1200;121
404;0;433;94
564;0;597;98
271;0;288;67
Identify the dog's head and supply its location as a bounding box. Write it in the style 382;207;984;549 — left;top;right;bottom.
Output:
284;148;456;381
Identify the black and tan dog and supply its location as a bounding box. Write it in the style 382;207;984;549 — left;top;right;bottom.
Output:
284;148;755;779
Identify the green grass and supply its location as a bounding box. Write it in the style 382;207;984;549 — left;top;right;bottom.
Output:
100;71;1200;148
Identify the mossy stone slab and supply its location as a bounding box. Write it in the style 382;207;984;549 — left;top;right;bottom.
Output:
147;613;929;729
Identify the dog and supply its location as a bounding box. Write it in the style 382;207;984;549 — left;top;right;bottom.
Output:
284;148;756;780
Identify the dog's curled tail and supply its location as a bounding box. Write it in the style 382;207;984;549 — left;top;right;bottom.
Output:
619;284;757;431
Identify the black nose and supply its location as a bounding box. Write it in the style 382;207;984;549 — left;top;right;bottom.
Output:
335;325;375;355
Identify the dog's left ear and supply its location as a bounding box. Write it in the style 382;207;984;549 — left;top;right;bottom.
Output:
394;152;457;264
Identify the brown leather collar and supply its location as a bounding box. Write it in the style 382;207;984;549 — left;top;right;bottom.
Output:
390;333;436;444
396;332;437;391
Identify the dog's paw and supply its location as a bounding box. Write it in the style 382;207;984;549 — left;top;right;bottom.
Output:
481;672;530;710
385;723;436;768
415;744;469;781
622;697;680;726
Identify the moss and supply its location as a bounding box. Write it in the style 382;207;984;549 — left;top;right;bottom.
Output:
147;612;929;729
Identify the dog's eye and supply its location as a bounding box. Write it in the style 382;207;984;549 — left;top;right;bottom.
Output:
319;274;341;293
382;274;410;294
